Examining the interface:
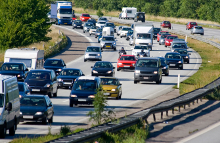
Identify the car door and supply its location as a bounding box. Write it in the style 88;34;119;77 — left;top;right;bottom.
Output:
51;71;57;93
45;97;53;119
117;79;122;95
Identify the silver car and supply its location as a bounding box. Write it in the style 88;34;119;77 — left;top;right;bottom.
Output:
117;26;123;36
159;34;171;45
131;45;150;57
191;26;204;35
96;21;106;28
170;41;188;52
98;17;108;23
100;36;117;51
120;27;132;38
129;35;134;46
83;22;94;33
84;46;102;62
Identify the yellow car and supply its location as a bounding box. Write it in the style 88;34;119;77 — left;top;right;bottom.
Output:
100;77;122;99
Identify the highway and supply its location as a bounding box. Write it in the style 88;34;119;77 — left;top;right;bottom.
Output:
1;19;201;142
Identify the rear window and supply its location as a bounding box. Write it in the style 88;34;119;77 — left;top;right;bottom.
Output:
195;27;203;29
190;22;197;25
167;36;178;40
136;59;158;68
164;21;170;24
82;14;90;17
127;10;132;13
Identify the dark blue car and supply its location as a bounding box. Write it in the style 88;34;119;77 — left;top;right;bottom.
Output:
165;52;184;70
44;59;66;75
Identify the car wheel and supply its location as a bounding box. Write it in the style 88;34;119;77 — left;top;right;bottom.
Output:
116;95;119;100
69;101;73;107
98;41;100;43
48;115;53;123
72;27;75;29
95;36;97;38
84;59;87;62
90;34;91;36
119;93;122;99
83;30;85;33
187;61;189;64
201;33;204;35
156;79;161;84
9;120;16;136
165;45;167;47
114;48;116;51
117;68;120;71
0;124;6;138
179;66;183;70
120;36;122;38
134;80;138;84
42;117;48;125
159;42;161;45
165;72;169;76
48;92;52;98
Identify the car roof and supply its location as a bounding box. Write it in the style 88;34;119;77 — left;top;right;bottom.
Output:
194;26;202;28
30;69;52;72
77;76;99;81
45;58;62;61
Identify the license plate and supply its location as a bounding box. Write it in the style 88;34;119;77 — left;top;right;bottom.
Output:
64;23;67;24
90;56;96;58
106;46;111;47
77;26;81;27
104;93;110;96
124;66;130;67
64;82;72;85
78;99;87;101
32;89;40;92
170;64;176;66
144;77;149;79
23;115;33;119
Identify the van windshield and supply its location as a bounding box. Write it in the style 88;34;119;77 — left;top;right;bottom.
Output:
9;58;32;68
136;59;158;68
137;34;151;39
0;94;4;107
73;80;97;91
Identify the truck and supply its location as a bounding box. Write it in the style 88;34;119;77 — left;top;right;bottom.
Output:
50;1;73;25
0;76;20;138
133;23;154;50
102;27;114;36
4;48;44;70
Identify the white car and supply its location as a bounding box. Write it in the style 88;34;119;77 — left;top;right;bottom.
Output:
120;27;132;38
89;26;97;36
131;45;150;57
96;21;106;28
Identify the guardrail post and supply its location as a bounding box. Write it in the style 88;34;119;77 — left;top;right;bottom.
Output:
166;110;168;116
193;100;195;105
161;112;163;119
153;114;156;121
200;98;202;102
197;99;199;103
172;108;174;114
179;106;181;112
177;74;180;88
188;103;190;107
184;105;186;109
145;119;149;125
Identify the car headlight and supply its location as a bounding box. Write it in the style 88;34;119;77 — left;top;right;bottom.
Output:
135;70;140;73
163;67;166;69
118;63;122;65
132;63;136;66
107;71;112;73
178;61;182;63
111;89;116;91
74;24;76;26
154;71;158;74
17;75;21;77
185;56;189;58
35;112;43;115
148;43;151;45
93;70;98;73
58;78;62;81
44;83;51;87
113;42;116;45
88;95;95;98
86;53;89;56
71;94;77;97
97;54;100;56
56;69;62;71
20;112;22;115
19;95;22;98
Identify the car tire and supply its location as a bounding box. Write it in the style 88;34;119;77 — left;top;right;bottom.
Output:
117;68;120;71
72;27;75;29
48;92;52;98
9;120;16;136
187;61;189;64
120;36;122;38
165;45;167;47
89;34;91;36
53;91;57;97
84;59;87;62
83;30;85;33
165;72;169;76
201;33;204;35
42;117;48;125
114;48;116;51
119;93;122;99
69;101;73;107
159;42;161;45
95;36;97;38
99;59;102;61
98;41;100;43
179;66;183;70
156;79;161;84
48;115;53;123
134;80;138;84
0;124;6;138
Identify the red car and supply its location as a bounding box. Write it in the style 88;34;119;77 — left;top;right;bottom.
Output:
186;22;197;30
164;35;178;47
80;13;91;22
160;21;171;29
72;14;77;21
117;55;136;71
157;31;169;42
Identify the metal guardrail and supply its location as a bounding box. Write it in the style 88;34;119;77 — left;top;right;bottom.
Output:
47;15;220;143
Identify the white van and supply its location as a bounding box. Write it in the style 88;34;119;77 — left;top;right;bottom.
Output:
4;48;44;70
0;76;20;138
121;7;137;19
102;27;114;36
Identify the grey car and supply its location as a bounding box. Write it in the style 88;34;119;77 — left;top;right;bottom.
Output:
84;46;102;62
98;17;108;23
100;36;117;51
191;26;204;35
83;22;94;33
95;28;102;38
159;33;171;45
170;40;188;52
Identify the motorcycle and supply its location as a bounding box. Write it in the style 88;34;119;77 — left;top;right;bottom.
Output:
137;52;147;58
119;51;127;58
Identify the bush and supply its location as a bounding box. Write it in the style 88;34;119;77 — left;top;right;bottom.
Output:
60;125;71;136
97;8;104;18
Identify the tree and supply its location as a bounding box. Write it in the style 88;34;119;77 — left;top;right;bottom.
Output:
97;8;104;18
0;0;51;50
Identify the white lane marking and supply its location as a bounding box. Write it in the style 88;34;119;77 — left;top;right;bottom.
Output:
62;100;69;102
177;121;220;143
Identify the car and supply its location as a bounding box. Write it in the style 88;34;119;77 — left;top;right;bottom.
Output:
100;77;122;99
191;26;204;35
159;33;171;45
80;13;90;22
160;21;171;29
170;40;188;52
100;36;117;51
0;62;29;81
18;82;30;98
98;17;108;22
126;30;133;41
117;55;136;71
157;57;169;76
95;28;102;38
120;27;132;38
44;59;66;76
87;19;96;26
117;26;123;36
57;68;84;89
91;61;115;77
129;35;134;46
174;49;190;64
96;21;106;28
186;22;197;30
89;25;97;36
164;35;178;47
131;45;151;57
25;69;58;97
157;31;169;42
153;28;161;40
83;22;94;33
72;20;83;29
69;76;101;106
104;22;116;33
98;33;102;43
72;14;77;21
134;57;162;84
165;52;183;70
134;12;145;22
84;46;102;62
20;95;54;124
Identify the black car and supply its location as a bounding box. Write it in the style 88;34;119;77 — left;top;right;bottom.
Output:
104;22;116;32
20;95;54;124
44;59;66;75
134;12;145;22
153;28;161;40
91;61;115;77
72;20;83;29
57;68;85;89
25;69;58;98
95;28;102;38
174;49;190;64
87;19;97;26
157;57;169;76
0;62;29;81
165;52;184;70
18;82;30;98
134;57;162;84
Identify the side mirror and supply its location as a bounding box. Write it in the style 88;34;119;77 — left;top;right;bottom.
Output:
6;102;12;111
119;83;122;85
48;102;52;107
91;66;93;68
113;67;115;69
25;68;29;71
82;74;85;76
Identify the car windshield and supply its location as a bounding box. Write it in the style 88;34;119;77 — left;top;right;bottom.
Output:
73;80;97;91
99;17;107;21
75;20;82;24
128;30;133;34
94;62;112;68
120;56;136;61
1;64;23;71
86;47;100;52
0;94;4;107
164;21;170;24
161;34;171;38
172;43;187;49
101;78;119;85
165;54;182;59
154;28;161;32
90;26;96;29
82;14;90;17
60;69;80;76
134;46;149;50
20;97;46;106
175;50;188;54
27;71;51;80
102;37;114;41
136;59;158;68
18;83;24;92
98;22;106;24
160;58;166;65
167;36;178;40
137;34;151;39
122;28;131;31
96;29;102;32
9;58;31;68
86;23;93;26
44;60;63;66
191;22;197;25
106;23;114;27
59;9;72;14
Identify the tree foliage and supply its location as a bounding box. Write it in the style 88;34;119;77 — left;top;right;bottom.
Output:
0;0;51;50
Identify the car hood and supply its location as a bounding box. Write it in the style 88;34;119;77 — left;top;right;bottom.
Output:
70;90;96;97
85;52;101;55
57;75;79;79
133;49;149;53
93;68;113;72
102;85;118;90
0;71;23;75
20;106;46;115
25;79;51;86
74;23;82;26
102;41;115;44
44;66;63;70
